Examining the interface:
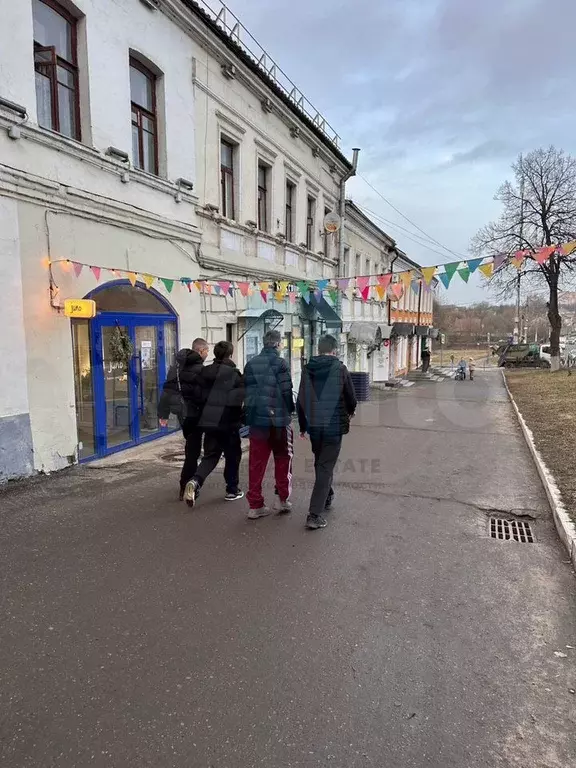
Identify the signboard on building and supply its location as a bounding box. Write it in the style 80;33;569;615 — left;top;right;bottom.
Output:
64;299;96;319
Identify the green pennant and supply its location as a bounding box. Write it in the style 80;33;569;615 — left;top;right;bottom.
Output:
161;278;174;293
297;280;309;297
327;288;339;305
443;262;459;282
458;266;470;283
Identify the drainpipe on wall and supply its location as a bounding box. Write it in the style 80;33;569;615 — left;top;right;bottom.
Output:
387;252;399;326
337;148;360;321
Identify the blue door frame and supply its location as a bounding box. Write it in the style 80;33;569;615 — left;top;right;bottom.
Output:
88;312;175;459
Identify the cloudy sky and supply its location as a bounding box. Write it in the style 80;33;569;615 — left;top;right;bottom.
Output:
218;0;576;304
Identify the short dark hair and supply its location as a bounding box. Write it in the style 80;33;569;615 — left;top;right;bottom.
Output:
318;334;338;355
192;337;208;352
263;330;282;347
214;340;234;360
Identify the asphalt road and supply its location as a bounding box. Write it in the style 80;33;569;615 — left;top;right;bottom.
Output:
1;371;575;768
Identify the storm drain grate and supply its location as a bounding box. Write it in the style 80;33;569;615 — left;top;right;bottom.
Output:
489;517;534;543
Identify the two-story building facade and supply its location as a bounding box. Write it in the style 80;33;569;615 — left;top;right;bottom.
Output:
0;0;353;480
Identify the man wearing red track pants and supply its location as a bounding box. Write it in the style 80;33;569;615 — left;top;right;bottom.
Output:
243;330;295;519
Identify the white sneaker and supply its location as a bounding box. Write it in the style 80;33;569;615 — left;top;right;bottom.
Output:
247;506;271;520
183;479;198;509
274;498;293;514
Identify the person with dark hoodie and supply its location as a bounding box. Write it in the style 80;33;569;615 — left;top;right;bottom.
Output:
182;341;245;507
297;334;357;530
158;338;209;500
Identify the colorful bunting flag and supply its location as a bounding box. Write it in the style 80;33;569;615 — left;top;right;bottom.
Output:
238;282;250;297
421;266;437;285
561;241;576;256
377;273;392;290
510;253;525;270
297;281;309;297
493;253;507;271
360;285;371;302
443;262;459;282
391;283;404;300
411;279;420;295
72;261;83;278
458;266;470;283
258;281;269;295
356;276;370;292
218;281;231;295
90;266;101;281
143;274;155;289
337;278;350;291
439;272;451;290
274;291;283;302
467;258;484;274
375;285;386;301
260;290;268;303
534;246;554;264
127;271;137;287
161;278;174;293
400;271;412;290
288;291;296;304
328;288;339;305
478;262;494;279
317;279;329;292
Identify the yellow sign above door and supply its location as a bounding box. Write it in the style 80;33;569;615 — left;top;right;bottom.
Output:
64;299;97;319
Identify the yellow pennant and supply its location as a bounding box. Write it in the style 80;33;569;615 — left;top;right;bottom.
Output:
274;291;284;302
478;262;494;278
142;273;155;289
421;266;437;285
562;241;576;256
259;281;270;294
400;270;413;289
375;284;386;301
279;281;289;293
127;271;137;287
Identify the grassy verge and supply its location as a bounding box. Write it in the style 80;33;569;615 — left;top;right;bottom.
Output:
505;369;576;523
431;347;493;366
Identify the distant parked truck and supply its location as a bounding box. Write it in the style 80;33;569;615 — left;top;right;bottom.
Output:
493;343;551;368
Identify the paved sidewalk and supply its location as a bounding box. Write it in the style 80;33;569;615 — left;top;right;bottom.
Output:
1;371;575;767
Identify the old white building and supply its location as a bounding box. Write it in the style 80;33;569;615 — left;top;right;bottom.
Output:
340;201;435;381
0;0;354;479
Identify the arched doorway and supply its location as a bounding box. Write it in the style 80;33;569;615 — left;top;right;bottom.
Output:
71;280;178;460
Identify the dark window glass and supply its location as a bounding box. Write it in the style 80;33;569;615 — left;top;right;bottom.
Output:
258;164;269;231
285;181;295;242
220;140;235;219
130;59;158;175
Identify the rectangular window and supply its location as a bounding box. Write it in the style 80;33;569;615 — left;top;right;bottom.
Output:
323;207;331;258
306;196;316;250
130;58;158;175
355;253;360;277
257;162;269;232
343;246;350;277
220;139;235;219
285;180;296;242
33;0;80;140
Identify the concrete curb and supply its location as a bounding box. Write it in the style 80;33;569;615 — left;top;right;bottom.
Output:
502;370;576;569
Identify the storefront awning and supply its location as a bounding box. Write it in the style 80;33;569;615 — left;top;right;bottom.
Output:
392;322;415;337
300;295;342;330
237;308;284;340
348;322;392;343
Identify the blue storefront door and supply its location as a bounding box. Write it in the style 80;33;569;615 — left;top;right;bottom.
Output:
90;314;170;457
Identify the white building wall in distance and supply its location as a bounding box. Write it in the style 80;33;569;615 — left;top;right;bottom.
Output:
0;197;33;481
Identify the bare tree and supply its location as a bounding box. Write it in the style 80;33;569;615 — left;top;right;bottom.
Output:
471;146;576;369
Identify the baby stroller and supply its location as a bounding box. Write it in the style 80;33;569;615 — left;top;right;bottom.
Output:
455;364;466;381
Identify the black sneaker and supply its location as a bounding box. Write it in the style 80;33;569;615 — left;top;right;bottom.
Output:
324;494;334;510
225;489;245;501
306;514;328;530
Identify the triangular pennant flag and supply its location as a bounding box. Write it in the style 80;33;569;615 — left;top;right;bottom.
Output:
90;266;101;281
204;283;213;294
127;271;137;287
360;285;371;302
375;285;386;301
392;283;404;300
218;281;231;295
274;291;284;302
193;281;202;292
161;278;174;293
534;245;554;264
421;266;437;285
238;282;250;297
288;291;296;304
328;288;339;304
297;281;309;297
439;272;451;290
467;257;483;274
108;268;119;277
143;274;155;289
317;279;329;292
400;271;412;290
337;278;350;291
260;290;268;303
377;273;392;290
458;266;470;283
443;262;459;281
279;280;289;293
258;281;269;295
356;275;370;291
411;280;420;295
72;261;83;278
510;252;526;270
493;253;507;271
561;240;576;256
479;262;494;278
301;290;311;304
213;284;222;295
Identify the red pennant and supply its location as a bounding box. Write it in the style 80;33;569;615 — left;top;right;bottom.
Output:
260;291;268;303
90;266;101;281
377;273;392;289
534;246;554;264
360;285;370;302
218;281;231;295
72;261;83;277
356;276;370;291
238;282;250;297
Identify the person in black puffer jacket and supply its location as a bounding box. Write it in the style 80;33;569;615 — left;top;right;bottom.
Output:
181;341;245;507
158;338;208;500
243;330;295;518
297;334;357;530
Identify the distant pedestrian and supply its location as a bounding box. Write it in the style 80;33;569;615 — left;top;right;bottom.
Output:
468;357;476;381
244;330;294;519
421;344;431;373
456;357;467;380
297;335;357;530
158;338;209;500
182;341;245;508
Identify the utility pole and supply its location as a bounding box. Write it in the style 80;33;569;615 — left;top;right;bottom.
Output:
513;154;524;344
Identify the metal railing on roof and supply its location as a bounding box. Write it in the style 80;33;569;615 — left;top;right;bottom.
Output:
194;0;341;148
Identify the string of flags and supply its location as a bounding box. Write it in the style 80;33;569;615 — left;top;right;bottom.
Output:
50;240;576;302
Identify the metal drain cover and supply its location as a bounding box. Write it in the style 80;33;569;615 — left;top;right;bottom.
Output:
489;517;534;543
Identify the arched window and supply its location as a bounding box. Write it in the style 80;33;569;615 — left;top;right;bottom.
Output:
93;283;172;314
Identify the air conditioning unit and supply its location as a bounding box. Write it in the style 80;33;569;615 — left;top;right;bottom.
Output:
221;63;237;80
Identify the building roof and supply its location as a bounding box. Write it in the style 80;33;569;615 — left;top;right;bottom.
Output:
179;0;353;171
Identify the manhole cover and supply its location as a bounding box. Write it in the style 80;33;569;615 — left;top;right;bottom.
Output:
489;517;534;543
